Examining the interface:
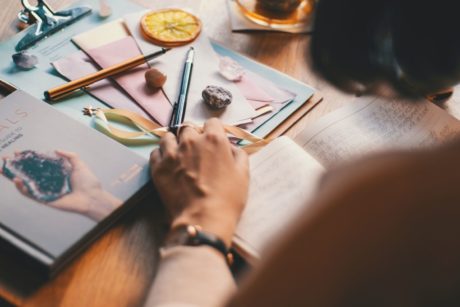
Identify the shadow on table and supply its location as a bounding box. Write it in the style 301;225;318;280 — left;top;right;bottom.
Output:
0;296;15;307
0;249;48;305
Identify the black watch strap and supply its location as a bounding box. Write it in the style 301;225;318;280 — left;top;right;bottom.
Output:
164;225;233;264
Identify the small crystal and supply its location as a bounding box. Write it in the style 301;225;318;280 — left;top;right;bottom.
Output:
219;56;245;81
202;85;233;109
12;51;38;70
99;0;112;18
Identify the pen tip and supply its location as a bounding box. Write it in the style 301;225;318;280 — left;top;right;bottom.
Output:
164;47;172;52
190;46;194;50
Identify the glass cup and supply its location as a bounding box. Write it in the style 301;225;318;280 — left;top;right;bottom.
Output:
236;0;314;28
256;0;303;18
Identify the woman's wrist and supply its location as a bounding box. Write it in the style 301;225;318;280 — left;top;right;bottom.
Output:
170;199;241;247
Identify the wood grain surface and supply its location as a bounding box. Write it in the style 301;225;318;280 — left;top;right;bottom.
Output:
0;0;353;306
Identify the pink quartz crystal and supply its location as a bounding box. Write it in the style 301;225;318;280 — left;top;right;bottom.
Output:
219;56;245;81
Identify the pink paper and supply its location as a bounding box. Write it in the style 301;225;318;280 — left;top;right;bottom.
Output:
236;71;296;131
242;70;295;104
233;68;295;113
52;51;152;119
235;74;274;103
53;36;295;128
84;36;172;126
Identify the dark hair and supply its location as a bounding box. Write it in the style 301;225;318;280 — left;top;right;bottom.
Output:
311;0;460;96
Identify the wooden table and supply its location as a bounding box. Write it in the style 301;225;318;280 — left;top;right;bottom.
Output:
0;1;353;305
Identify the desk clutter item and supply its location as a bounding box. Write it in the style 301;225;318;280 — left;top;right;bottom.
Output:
76;35;173;126
145;68;167;89
219;56;245;81
235;0;314;28
12;51;38;70
140;9;202;47
0;0;319;275
98;0;112;18
0;90;150;277
84;107;270;154
45;47;171;101
16;0;92;51
202;85;233;110
227;0;313;33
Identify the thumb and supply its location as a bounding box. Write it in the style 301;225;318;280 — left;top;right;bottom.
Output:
55;150;82;170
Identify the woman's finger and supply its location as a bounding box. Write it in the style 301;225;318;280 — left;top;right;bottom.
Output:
203;118;226;135
232;146;249;172
159;132;178;159
150;148;162;168
179;125;199;142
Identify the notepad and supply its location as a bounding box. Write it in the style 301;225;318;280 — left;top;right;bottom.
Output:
236;95;460;261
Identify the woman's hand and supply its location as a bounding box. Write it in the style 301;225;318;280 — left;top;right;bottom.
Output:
150;118;249;246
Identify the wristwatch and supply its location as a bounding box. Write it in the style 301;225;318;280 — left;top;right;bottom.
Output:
164;224;233;265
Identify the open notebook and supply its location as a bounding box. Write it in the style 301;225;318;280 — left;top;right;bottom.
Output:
236;95;460;261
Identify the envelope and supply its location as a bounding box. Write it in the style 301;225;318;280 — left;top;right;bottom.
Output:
83;36;173;126
52;51;152;120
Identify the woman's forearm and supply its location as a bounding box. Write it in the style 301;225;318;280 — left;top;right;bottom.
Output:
145;246;236;307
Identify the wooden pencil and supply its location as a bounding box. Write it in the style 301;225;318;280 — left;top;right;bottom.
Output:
45;47;171;101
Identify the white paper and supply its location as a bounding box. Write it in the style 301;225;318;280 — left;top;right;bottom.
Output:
235;136;324;258
131;0;202;13
296;96;460;167
72;19;130;50
124;11;257;125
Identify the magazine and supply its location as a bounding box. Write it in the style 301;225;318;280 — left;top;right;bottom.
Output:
0;90;150;277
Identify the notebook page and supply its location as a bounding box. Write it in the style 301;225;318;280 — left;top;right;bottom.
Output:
295;96;460;168
234;136;325;259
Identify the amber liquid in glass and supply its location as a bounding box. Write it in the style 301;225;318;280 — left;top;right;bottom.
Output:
256;0;302;19
236;0;314;28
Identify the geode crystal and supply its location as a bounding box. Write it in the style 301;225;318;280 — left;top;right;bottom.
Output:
2;150;72;202
202;85;233;110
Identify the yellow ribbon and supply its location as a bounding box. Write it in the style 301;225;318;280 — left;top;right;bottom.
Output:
85;107;271;154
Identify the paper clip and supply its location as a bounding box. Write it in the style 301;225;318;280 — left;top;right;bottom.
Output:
15;0;91;52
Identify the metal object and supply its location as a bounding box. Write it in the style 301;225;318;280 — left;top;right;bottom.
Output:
15;0;92;52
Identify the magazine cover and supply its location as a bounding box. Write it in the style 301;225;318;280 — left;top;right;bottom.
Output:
0;90;150;274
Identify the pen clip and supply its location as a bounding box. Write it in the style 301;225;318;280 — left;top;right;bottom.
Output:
168;102;178;131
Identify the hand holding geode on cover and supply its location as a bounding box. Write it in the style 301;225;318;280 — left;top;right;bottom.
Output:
1;150;122;222
2;150;72;202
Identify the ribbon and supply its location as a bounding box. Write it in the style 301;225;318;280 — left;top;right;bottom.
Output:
84;107;271;154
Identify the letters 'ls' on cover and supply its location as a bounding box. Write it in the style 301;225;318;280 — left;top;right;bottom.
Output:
0;90;150;277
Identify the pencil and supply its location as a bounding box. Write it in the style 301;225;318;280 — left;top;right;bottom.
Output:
44;47;171;101
0;79;17;94
169;47;194;135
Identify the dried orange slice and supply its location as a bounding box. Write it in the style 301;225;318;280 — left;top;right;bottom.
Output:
141;9;202;47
